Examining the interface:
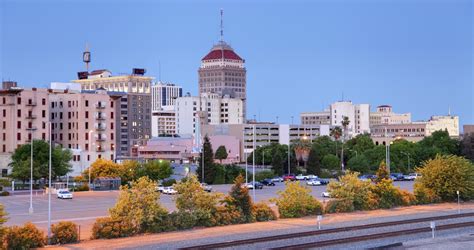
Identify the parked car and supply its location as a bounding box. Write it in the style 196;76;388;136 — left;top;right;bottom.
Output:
306;179;321;186
156;184;165;193
359;175;372;181
390;173;405;181
200;183;212;192
306;175;318;180
295;174;308;180
321;191;331;198
163;187;178;195
57;190;73;199
271;177;284;182
283;174;296;181
317;178;330;185
261;179;276;186
403;173;420;181
242;182;264;189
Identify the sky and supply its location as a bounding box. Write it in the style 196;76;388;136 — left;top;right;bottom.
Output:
1;0;473;127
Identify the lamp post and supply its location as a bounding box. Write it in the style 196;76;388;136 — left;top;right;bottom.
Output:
287;125;291;175
88;130;94;189
252;125;256;201
29;130;34;214
385;141;393;175
47;122;52;244
243;128;248;183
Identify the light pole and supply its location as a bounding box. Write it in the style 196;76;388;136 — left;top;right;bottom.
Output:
47;122;52;244
243;128;248;183
401;151;411;172
201;141;205;183
29;128;35;214
88;130;93;189
385;141;393;175
457;190;460;214
252;125;256;201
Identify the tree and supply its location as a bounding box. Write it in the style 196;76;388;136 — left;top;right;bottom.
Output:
340;116;350;171
321;154;339;170
330;126;343;156
215;146;228;164
461;133;474;162
196;135;217;183
174;175;222;213
345;134;375;158
223;175;254;223
414;155;474;201
140;160;173;181
119;160;141;184
109;176;168;233
271;150;284;176
306;146;321;175
327;172;374;210
84;159;121;181
10;140;72;183
375;161;390;183
0;203;7;242
273;181;322;218
417;130;460;160
347;155;370;174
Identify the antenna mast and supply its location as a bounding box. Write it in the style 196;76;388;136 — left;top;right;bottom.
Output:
220;9;224;42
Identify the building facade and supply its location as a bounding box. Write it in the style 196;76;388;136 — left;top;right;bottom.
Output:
370;122;427;145
175;93;244;137
369;105;411;126
198;41;247;119
73;69;153;158
49;88;116;175
425;115;459;137
0;82;50;176
151;82;182;137
300;111;331;125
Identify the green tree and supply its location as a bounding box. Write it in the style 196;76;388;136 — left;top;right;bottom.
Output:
321;154;339;170
345;134;375;158
119;160;141;183
215;145;228;164
347;155;370;174
362;145;386;172
109;176;168;233
10;140;72;183
461;133;474;162
330;126;343;156
271;150;284;176
196;135;217;183
140;160;173;181
416;130;460;162
414;155;474;201
83;159;121;181
223;175;254;223
306;146;321;175
174;175;222;213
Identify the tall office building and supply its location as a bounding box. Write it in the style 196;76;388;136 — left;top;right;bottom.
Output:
151;82;182;137
73;69;153;159
198;11;247;119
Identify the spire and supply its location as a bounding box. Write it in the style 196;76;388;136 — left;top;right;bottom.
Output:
220;9;224;42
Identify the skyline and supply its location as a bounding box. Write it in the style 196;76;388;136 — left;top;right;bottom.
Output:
1;0;472;127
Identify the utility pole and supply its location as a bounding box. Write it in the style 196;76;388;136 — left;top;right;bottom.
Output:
47;122;52;244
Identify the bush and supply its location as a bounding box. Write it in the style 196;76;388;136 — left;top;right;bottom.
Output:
162;178;176;187
168;211;198;230
414;155;474;201
324;199;355;213
223;175;254;223
273;181;323;218
253;202;277;221
414;182;441;204
400;189;417;206
0;191;9;196
3;222;46;249
73;184;89;192
91;217;135;239
210;206;244;226
327;172;373;210
371;179;404;209
50;221;79;244
0;186;3;191
254;170;275;182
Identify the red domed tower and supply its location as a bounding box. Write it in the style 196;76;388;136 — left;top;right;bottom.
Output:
198;10;247;119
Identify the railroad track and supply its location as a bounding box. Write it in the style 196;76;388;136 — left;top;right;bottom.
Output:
180;212;474;250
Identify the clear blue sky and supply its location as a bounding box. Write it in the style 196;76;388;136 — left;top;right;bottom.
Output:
1;0;472;127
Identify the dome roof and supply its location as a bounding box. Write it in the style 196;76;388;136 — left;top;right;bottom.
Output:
202;41;243;61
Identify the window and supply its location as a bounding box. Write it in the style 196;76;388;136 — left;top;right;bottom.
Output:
85;100;89;107
42;98;46;105
17;110;21;118
111;133;114;140
42;133;46;140
110;112;114;119
110;122;114;129
2;145;5;153
85;111;88;119
85;122;88;129
17;133;21;140
17;97;21;105
42;110;46;118
17;121;21;129
2;110;5;117
2;133;5;140
2;121;5;129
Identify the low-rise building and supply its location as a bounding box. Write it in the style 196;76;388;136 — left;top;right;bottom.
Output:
369;105;411;125
370;122;427;145
425;115;459;137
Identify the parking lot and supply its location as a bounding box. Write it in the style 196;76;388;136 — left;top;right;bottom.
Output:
1;180;415;231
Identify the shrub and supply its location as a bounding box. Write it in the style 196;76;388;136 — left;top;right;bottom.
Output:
273;181;323;218
327;172;373;210
223;175;254;223
400;189;417;206
0;186;3;191
371;179;404;209
0;204;7;245
253;202;277;221
210;206;244;226
414;182;441;204
73;184;89;192
162;178;177;187
3;222;46;249
324;199;355;213
414;155;474;201
50;221;79;244
91;217;135;239
0;191;9;196
109;176;168;233
168;211;198;230
255;170;275;182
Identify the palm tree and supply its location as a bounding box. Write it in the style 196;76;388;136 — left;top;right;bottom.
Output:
330;126;342;158
293;138;312;167
340;116;350;171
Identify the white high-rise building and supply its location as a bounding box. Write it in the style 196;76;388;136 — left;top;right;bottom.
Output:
151;82;182;137
175;93;243;137
330;101;370;136
426;115;459;137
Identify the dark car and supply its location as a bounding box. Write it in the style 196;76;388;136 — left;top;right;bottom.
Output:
390;173;405;181
316;178;330;185
251;181;264;189
261;179;276;186
283;174;296;181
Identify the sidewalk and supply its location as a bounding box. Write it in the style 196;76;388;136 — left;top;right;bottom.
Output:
47;202;474;249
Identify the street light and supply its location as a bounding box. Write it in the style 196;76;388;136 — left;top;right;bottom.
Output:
88;130;94;189
385;140;393;175
47;122;52;244
401;151;411;172
252;125;256;201
29;129;35;214
243;128;248;183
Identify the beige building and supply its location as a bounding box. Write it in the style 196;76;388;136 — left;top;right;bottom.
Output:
425;115;459;137
0;82;51;176
370;122;427;145
301;111;331;125
369;105;411;126
49;88;116;175
73;69;154;159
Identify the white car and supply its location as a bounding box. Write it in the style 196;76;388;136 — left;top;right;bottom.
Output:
295;174;308;181
200;183;212;192
271;177;284;182
306;175;318;180
404;173;420;181
241;183;254;189
162;187;177;195
156;184;165;193
321;191;331;198
306;179;322;186
57;190;73;199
